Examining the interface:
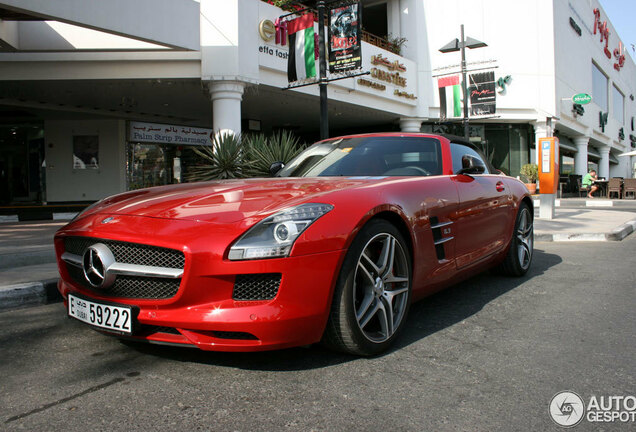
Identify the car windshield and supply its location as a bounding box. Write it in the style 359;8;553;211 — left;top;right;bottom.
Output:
277;136;442;177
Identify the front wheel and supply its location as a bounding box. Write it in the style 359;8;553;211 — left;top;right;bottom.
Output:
498;202;533;276
323;219;412;356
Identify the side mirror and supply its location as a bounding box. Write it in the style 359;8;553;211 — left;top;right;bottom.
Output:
269;161;285;176
457;155;486;175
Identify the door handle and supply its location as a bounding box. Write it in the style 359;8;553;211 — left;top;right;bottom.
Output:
496;181;505;192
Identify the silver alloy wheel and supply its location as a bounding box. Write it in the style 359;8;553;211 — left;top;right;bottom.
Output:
517;207;533;270
353;233;409;343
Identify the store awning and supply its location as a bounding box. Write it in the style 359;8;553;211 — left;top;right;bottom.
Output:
588;147;601;159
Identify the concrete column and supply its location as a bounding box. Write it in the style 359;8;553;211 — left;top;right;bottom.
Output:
532;121;549;165
598;145;610;179
208;81;245;135
573;136;589;176
399;117;424;132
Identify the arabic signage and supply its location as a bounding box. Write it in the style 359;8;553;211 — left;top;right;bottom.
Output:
129;121;213;146
468;71;496;116
328;2;362;73
593;8;625;71
370;54;408;87
572;93;592;105
360;52;417;102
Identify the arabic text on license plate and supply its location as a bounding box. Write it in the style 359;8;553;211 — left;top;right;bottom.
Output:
68;294;132;335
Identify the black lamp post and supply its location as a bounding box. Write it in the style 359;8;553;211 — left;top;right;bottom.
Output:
317;1;329;140
439;24;487;139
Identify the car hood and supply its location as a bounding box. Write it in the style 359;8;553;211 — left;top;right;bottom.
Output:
82;177;384;224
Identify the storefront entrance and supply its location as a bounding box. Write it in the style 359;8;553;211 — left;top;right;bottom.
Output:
0;124;45;205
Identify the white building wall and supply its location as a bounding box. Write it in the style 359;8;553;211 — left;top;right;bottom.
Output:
44;120;126;202
554;0;636;178
422;0;557;121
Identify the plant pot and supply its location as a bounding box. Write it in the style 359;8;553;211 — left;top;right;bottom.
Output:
525;183;537;194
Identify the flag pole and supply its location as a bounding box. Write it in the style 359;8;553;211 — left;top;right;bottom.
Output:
317;1;329;140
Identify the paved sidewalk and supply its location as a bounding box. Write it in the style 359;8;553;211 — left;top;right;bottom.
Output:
1;202;636;312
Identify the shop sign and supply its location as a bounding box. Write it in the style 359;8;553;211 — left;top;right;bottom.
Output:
357;78;386;91
129;121;213;146
370;54;407;87
593;8;625;71
259;19;287;45
572;93;592;105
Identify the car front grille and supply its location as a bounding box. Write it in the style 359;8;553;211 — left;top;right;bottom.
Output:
63;237;184;300
64;237;184;269
233;273;281;301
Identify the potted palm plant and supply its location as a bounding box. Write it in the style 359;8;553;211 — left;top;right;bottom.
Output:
520;163;538;194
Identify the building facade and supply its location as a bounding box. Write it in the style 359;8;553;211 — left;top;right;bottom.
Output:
0;0;634;206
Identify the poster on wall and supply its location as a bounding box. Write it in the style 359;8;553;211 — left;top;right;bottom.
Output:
73;135;99;169
328;2;362;74
468;71;496;116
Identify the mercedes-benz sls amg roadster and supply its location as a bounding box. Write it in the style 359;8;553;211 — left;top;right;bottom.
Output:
55;133;533;355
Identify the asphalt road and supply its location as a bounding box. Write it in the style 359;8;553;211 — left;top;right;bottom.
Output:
1;238;635;431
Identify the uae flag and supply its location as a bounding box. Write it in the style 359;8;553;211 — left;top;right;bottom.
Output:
287;14;317;82
438;75;462;121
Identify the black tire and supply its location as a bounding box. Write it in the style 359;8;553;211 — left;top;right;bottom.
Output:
323;219;412;356
498;202;533;276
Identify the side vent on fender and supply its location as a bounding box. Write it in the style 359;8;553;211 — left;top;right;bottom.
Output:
430;217;454;261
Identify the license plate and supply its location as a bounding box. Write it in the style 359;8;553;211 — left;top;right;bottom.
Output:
68;294;133;335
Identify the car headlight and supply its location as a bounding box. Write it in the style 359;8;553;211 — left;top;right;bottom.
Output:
228;203;333;260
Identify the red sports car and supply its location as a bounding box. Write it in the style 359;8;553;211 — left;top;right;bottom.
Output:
55;133;533;355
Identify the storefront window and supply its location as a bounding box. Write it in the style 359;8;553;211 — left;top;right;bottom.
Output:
421;123;531;177
588;160;598;173
592;63;608;112
612;85;624;124
127;142;205;190
128;143;168;190
560;154;574;174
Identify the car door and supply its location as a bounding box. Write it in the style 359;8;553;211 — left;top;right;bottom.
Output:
449;143;513;269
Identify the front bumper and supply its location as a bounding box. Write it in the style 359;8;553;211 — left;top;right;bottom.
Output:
55;214;346;352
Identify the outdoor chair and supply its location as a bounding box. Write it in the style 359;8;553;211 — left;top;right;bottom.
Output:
577;177;588;197
624;178;636;199
608;178;623;199
569;174;582;194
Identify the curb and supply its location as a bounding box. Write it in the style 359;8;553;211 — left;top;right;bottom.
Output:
0;279;61;312
536;218;636;242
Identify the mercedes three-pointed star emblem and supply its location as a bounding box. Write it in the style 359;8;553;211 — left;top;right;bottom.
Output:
82;243;116;288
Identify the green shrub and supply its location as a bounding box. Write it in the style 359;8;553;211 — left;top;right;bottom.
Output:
245;130;305;177
186;130;305;181
519;163;538;183
186;132;246;181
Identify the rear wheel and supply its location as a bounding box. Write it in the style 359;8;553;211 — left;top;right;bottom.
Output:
498;202;533;276
323;219;412;356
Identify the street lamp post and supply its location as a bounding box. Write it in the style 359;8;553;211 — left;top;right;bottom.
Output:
317;0;329;140
439;24;487;139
